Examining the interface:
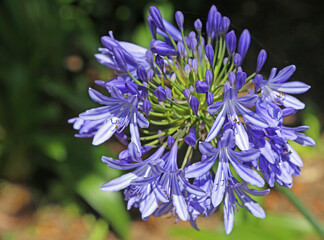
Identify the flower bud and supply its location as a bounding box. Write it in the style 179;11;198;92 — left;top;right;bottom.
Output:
113;47;127;71
238;29;251;59
256;49;267;72
236;71;247;90
192;59;198;74
177;41;186;58
149;6;165;31
147;16;157;39
183;88;190;99
194;19;202;33
225;30;236;56
206;5;217;37
165;87;172;99
185;131;196;147
151;40;177;56
154;86;167;101
155;55;164;70
145;50;154;66
139;86;148;99
184;64;191;76
234;53;242;68
221;16;230;34
125;81;139;95
137;65;147;82
205;44;214;67
228;71;236;87
206;91;214;106
101;36;118;51
205;69;213;87
167;135;175;149
143;99;151;116
175;11;184;31
254;74;263;92
195;81;209;93
147;69;154;80
190;96;199;115
214;12;222;37
189;37;197;54
189;31;196;39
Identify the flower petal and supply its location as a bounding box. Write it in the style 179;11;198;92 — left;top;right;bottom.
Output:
89;88;118;105
208;100;224;114
171;174;189;221
244;201;266;218
229;157;265;187
229;148;260;162
100;168;144;192
211;161;226;207
92;120;116;145
269;65;296;84
137;112;149;128
234;123;250;151
287;144;303;167
101;156;141;170
185;156;217;178
282;94;305;110
205;105;227;142
179;176;206;197
235;102;268;128
270;81;310;94
223;190;235;235
141;191;159;219
199;142;219;156
237;94;258;107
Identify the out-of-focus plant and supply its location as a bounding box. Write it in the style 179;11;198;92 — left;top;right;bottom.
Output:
0;0;130;238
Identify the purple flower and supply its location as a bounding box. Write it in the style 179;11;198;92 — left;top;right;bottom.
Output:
186;129;264;189
70;4;314;233
206;87;268;150
157;142;205;221
261;65;310;109
101;142;169;218
96;35;150;76
223;180;269;234
70;86;148;148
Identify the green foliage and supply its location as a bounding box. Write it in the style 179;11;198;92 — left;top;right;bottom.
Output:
77;173;130;240
0;0;130;237
169;212;319;240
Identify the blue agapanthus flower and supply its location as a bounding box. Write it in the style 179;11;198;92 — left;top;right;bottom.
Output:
69;5;314;234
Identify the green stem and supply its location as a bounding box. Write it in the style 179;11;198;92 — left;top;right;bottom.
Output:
276;184;324;238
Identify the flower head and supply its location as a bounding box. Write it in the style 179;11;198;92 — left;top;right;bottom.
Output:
69;4;314;234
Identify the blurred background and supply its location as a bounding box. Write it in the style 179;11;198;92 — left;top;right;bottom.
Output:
0;0;324;239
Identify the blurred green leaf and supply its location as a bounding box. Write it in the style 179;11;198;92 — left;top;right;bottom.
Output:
77;173;130;240
88;219;109;240
169;212;318;240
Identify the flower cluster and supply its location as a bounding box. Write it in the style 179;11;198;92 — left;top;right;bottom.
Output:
69;5;314;234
